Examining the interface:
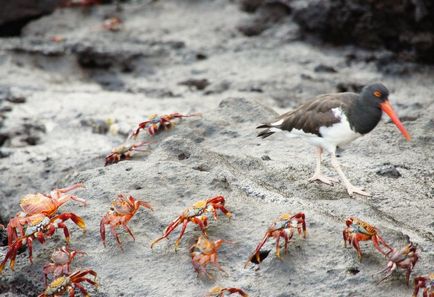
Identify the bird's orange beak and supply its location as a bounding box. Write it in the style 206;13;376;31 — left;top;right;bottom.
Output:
380;100;411;141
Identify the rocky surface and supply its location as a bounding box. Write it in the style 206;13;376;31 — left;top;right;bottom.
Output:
293;0;434;63
0;1;433;296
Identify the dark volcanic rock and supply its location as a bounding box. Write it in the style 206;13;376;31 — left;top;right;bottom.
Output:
376;164;402;178
178;78;210;90
293;0;434;63
237;0;291;37
0;0;62;36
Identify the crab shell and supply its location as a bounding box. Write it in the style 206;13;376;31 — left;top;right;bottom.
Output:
50;250;70;265
44;276;70;295
24;215;50;236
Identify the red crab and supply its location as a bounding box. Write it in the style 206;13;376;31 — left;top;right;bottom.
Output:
7;183;86;245
104;142;150;166
0;212;86;272
343;217;393;260
43;246;85;285
413;273;434;297
190;235;225;279
61;0;100;7
100;194;153;250
130;112;201;139
207;287;249;297
377;239;419;286
245;212;306;267
150;196;231;250
102;16;122;31
38;270;97;297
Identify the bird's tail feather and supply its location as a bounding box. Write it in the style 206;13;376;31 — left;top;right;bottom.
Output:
257;122;282;139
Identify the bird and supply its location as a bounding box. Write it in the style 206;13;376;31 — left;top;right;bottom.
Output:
256;82;410;197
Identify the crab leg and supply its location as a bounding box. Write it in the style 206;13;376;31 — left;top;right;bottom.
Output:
122;224;135;241
377;262;396;284
174;220;189;249
74;283;88;296
110;225;123;250
100;218;107;246
68;286;75;297
151;217;182;248
372;235;393;256
245;232;271;267
275;234;281;258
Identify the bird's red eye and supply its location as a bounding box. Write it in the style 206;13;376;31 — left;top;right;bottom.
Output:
374;91;382;98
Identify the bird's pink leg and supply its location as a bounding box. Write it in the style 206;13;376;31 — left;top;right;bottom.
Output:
308;147;338;185
330;152;371;197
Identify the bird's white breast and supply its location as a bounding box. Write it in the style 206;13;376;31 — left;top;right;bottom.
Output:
319;108;361;148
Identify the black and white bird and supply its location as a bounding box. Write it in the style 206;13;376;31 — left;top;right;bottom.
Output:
257;83;410;196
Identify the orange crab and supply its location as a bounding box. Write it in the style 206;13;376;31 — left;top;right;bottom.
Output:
343;217;393;260
43;246;85;285
130;112;201;139
104;142;150;166
38;269;97;297
150;196;231;250
207;287;249;297
377;239;419;286
190;235;225;278
245;212;306;267
7;183;86;245
413;273;434;297
0;213;86;272
100;194;153;250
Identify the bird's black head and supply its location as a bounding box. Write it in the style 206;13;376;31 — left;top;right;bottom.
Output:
360;83;389;104
358;82;410;141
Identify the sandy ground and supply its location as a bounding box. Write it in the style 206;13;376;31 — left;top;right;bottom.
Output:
0;1;433;296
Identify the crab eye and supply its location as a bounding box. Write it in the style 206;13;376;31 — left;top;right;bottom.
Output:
373;90;382;98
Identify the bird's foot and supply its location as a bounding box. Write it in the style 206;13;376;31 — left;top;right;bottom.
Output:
345;184;371;197
308;173;339;186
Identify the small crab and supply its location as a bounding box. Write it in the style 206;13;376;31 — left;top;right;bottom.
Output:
102;16;122;31
104;142;149;166
0;212;86;272
62;0;100;7
100;194;153;250
413;273;434;297
38;269;97;297
151;196;231;250
43;246;86;285
245;212;306;267
207;287;249;297
7;183;86;245
343;217;393;260
377;239;419;286
130;112;201;139
190;235;225;278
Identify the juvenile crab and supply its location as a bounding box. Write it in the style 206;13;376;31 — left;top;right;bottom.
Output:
0;212;86;272
150;196;231;250
207;287;249;297
100;194;153;250
343;217;393;260
104;142;150;166
38;269;97;297
413;273;434;297
7;183;86;245
190;235;225;279
43;246;85;285
377;239;419;286
130;112;201;139
245;212;306;267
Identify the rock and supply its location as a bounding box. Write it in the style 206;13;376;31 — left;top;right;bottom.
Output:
314;64;337;73
237;0;291;37
293;0;434;63
376;164;402;178
0;0;62;36
6;96;26;104
178;78;210;90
